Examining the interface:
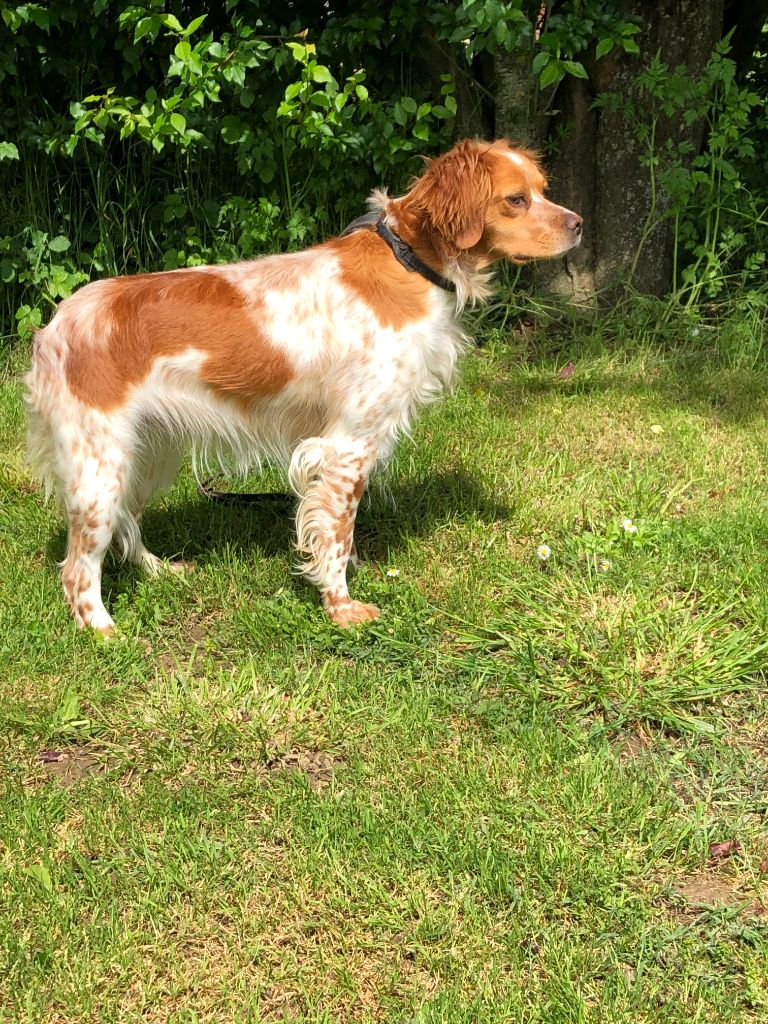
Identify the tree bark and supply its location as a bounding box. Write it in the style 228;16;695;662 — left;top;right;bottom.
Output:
534;0;725;301
492;48;536;144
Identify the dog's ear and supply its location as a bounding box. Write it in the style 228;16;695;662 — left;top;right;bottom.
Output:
409;142;494;256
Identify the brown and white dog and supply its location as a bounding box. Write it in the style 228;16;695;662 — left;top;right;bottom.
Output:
25;139;582;634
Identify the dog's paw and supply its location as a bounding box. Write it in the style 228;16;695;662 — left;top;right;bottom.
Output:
328;600;380;628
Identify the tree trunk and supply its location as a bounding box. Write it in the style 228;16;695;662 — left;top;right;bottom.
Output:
534;0;725;301
492;48;536;144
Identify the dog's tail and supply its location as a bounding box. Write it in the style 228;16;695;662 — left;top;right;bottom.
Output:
24;319;70;503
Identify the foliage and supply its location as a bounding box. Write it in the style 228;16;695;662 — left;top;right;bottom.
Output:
595;35;767;304
0;0;676;339
0;1;766;339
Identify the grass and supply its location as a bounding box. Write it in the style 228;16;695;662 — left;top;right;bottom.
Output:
2;305;768;1022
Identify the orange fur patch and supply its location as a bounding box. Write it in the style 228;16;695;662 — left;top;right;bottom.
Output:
326;232;431;330
64;269;292;411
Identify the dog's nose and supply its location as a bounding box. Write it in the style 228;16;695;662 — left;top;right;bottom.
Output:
566;212;583;235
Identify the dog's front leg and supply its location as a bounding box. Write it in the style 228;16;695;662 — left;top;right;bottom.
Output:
290;437;380;627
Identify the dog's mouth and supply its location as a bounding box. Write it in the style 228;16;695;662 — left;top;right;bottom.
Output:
511;254;534;264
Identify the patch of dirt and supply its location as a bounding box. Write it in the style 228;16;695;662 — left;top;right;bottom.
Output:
37;748;106;787
146;612;222;675
616;729;652;763
269;749;336;790
670;871;742;912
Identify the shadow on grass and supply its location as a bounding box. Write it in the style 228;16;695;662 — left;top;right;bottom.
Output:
45;466;511;600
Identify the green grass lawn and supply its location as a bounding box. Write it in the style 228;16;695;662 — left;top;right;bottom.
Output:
2;310;768;1022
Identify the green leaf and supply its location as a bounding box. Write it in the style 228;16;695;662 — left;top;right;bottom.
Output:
25;864;53;891
400;96;417;114
240;88;254;108
162;14;184;33
27;6;49;29
431;104;451;119
174;41;191;61
531;51;550;75
134;17;155;42
313;66;336;86
170;113;187;135
0;141;19;160
355;84;368;101
563;60;588;80
595;37;614;60
48;236;71;253
539;61;563;89
185;15;207;36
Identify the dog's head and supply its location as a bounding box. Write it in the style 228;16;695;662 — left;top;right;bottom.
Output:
405;139;582;265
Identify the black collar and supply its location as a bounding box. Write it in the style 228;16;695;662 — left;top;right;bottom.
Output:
340;212;457;294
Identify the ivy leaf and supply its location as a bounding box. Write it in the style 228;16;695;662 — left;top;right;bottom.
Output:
0;141;19;160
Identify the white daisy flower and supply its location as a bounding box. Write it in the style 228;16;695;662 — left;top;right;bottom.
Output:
536;544;552;561
621;518;638;534
386;568;400;577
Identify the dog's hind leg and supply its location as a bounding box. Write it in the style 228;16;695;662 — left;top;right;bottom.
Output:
116;439;186;575
58;415;134;634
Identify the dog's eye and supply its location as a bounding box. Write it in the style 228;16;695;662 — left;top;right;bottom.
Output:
506;194;527;208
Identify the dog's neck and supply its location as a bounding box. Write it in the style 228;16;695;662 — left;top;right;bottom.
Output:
370;190;495;310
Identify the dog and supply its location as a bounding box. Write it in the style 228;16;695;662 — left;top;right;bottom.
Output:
25;139;582;634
